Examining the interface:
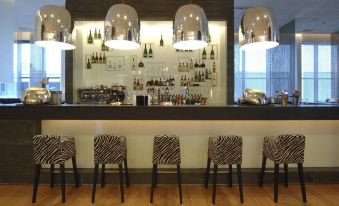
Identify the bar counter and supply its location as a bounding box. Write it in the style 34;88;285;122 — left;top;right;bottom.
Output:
0;103;338;120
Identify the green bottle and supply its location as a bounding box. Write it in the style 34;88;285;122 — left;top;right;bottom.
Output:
88;30;93;44
143;44;148;58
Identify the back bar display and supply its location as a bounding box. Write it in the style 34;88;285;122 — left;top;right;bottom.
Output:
73;21;227;106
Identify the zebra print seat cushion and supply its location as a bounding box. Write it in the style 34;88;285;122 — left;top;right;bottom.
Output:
208;135;243;165
152;135;181;165
33;135;76;164
94;134;127;164
263;134;305;164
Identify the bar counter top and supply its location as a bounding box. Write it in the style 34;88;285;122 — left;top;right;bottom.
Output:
0;103;338;120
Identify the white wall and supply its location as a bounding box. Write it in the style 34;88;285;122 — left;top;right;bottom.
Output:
42;120;339;169
0;0;15;83
73;21;227;105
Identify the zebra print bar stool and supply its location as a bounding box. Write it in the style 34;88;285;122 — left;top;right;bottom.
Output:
150;135;182;204
91;134;129;203
32;134;79;203
259;134;306;203
205;135;244;204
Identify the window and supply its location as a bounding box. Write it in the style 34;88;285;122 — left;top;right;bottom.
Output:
0;40;64;99
235;44;293;101
301;43;337;102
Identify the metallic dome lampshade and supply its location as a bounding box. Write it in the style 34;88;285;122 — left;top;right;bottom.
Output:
239;7;279;51
104;4;140;50
173;4;209;50
34;5;75;50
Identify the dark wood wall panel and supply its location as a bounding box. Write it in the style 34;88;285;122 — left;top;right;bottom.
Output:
0;120;41;183
65;0;234;104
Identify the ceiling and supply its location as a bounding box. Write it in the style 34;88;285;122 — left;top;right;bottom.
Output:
235;0;339;33
13;0;339;33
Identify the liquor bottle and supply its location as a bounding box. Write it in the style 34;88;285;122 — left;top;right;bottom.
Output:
103;53;106;64
178;62;182;72
95;52;99;63
86;58;91;69
91;52;95;63
194;71;198;82
201;60;205;68
138;60;144;68
98;29;102;39
186;63;189;71
160;35;164;46
202;47;207;59
208;69;212;79
198;71;201;82
194;60;199;68
143;44;148;58
148;45;153;58
94;28;98;39
133;78;137;90
131;58;136;71
205;69;209;79
190;59;193;70
100;53;103;63
88;30;93;44
210;46;215;59
212;62;217;87
101;41;105;51
201;71;205;82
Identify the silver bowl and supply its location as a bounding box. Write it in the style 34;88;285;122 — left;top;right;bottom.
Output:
21;88;52;105
242;88;268;105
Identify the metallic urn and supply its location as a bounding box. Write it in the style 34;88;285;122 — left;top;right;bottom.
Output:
21;88;52;105
239;88;268;105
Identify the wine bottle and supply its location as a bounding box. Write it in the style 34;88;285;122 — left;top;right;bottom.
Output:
143;44;148;58
94;28;98;39
201;60;205;68
148;45;153;58
210;46;215;59
87;58;91;69
88;30;93;44
194;60;199;68
178;62;182;72
91;52;95;63
198;71;202;82
98;29;102;39
103;53;106;64
160;35;164;46
202;48;207;59
95;52;99;63
101;41;105;51
99;53;103;63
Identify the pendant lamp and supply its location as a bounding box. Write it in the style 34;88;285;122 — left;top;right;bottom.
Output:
173;3;209;50
104;4;140;50
34;5;75;50
239;7;279;51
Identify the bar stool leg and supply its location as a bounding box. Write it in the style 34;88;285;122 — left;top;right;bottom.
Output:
101;164;105;188
177;165;183;204
204;158;211;188
154;164;158;188
32;164;41;203
60;164;66;203
274;163;279;203
92;164;99;203
259;155;267;187
150;164;157;203
284;164;288;188
124;158;130;188
229;164;233;188
50;164;54;188
119;163;124;203
237;164;244;203
298;163;307;202
212;164;218;204
72;156;79;188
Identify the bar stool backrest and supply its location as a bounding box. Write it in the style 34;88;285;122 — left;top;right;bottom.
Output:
214;135;243;165
276;134;305;164
152;135;181;165
33;134;61;164
94;134;126;164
